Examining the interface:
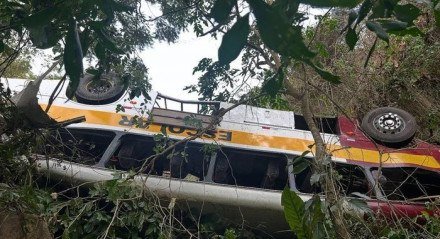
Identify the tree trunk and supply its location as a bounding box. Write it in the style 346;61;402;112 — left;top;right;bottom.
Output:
300;89;351;239
285;77;351;239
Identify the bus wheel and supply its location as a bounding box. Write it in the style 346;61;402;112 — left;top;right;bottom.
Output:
361;107;417;145
75;72;125;105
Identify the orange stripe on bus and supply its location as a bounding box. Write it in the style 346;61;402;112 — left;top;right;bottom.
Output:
43;104;440;170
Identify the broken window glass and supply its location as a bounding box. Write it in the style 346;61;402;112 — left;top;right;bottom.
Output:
212;148;288;190
373;167;440;201
294;161;371;197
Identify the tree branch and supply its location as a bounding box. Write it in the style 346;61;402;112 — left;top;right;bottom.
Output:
146;1;202;22
245;42;276;70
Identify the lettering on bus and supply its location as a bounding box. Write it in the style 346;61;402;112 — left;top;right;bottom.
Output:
118;116;232;141
161;125;232;141
119;116;149;128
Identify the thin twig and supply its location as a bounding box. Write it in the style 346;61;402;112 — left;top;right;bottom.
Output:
101;200;120;239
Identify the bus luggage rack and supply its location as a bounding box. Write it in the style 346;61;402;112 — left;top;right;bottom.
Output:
154;93;220;115
151;93;221;129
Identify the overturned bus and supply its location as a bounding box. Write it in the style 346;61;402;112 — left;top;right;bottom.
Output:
4;75;440;237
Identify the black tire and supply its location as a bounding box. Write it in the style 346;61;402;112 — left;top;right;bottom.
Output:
75;72;125;105
361;107;417;145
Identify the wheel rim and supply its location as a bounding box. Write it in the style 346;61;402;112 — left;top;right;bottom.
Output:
373;112;405;134
86;78;113;94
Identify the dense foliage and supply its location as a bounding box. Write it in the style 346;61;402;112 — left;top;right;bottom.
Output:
1;0;440;238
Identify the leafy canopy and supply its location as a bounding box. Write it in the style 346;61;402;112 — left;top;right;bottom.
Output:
188;0;433;102
1;0;435;100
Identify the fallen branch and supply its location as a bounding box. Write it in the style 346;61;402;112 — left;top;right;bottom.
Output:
54;116;86;128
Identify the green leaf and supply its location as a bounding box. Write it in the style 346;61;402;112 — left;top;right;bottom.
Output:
64;19;84;99
84;223;93;233
0;41;4;53
299;0;362;8
292;156;311;174
86;68;100;75
66;78;80;100
434;2;440;27
79;29;91;56
312;224;326;239
315;42;329;58
98;0;115;23
218;14;250;65
29;24;60;49
394;4;421;25
348;198;372;214
377;19;408;32
366;20;389;43
261;65;284;97
375;19;421;36
345;27;358;50
364;37;377;68
21;7;58;28
309;173;324;185
89;21;106;30
347;10;358;27
95;28;124;54
341;10;357;36
306;61;341;83
299;150;311;158
209;0;237;24
355;0;373;26
281;188;307;239
306;194;326;239
387;26;422;36
109;0;135;12
160;126;167;136
304;195;325;239
249;0;315;59
370;0;398;19
94;42;106;61
273;0;300;21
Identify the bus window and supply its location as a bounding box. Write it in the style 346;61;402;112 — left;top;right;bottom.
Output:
167;143;212;181
373;167;440;201
294;114;338;134
294;162;371;197
294;162;321;194
107;135;211;181
212;148;288;190
108;135;156;171
46;128;115;165
336;164;371;197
